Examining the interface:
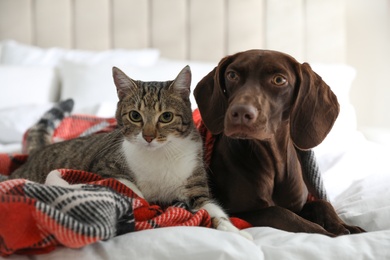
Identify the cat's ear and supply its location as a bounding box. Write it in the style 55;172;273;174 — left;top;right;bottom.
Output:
171;65;191;98
112;67;137;100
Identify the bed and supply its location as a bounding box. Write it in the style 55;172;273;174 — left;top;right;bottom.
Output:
1;0;390;259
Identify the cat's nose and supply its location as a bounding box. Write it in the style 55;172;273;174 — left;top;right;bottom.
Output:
143;135;155;143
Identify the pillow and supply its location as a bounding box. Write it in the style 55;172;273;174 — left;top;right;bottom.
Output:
310;63;356;133
0;40;160;67
1;40;65;66
0;103;55;144
58;58;216;113
310;63;358;171
310;63;356;110
0;42;3;60
58;60;118;113
0;65;59;109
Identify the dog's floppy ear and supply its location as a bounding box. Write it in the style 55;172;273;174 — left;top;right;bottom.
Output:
290;63;340;150
194;55;233;134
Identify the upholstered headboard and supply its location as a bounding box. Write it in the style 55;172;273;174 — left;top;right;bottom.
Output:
0;0;346;63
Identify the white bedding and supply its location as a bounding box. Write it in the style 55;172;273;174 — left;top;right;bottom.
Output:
7;227;390;260
1;42;390;259
3;133;390;260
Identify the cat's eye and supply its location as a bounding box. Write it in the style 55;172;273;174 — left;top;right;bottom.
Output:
159;112;174;123
226;71;239;81
271;75;287;86
129;111;142;122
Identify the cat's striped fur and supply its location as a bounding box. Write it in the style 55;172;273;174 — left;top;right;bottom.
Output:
10;66;251;239
23;99;74;154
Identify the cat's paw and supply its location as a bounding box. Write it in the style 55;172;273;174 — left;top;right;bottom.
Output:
216;219;253;241
238;230;253;241
45;170;83;189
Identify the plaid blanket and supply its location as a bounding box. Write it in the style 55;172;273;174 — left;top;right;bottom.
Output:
0;113;250;256
0;110;325;256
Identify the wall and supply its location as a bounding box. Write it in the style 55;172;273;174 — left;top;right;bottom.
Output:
0;0;389;140
346;0;390;137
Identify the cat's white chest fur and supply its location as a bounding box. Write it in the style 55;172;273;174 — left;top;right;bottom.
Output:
122;134;200;203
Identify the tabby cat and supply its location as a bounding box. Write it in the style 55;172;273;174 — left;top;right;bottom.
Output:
10;66;251;239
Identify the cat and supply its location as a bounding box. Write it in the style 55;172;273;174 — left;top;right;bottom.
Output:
10;66;251;240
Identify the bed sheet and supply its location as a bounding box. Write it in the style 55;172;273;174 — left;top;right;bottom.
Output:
3;134;390;260
5;227;390;260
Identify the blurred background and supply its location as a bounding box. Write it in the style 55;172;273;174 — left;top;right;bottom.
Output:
345;0;390;144
0;0;389;144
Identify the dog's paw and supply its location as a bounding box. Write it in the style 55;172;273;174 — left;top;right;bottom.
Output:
216;219;253;241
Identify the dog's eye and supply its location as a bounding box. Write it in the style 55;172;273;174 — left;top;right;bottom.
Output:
272;75;287;86
226;71;239;81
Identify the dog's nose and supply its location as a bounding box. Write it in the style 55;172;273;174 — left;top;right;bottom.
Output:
229;104;258;125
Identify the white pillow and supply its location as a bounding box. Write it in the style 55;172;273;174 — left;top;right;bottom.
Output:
0;40;160;67
58;58;216;113
0;103;55;144
310;64;357;128
310;63;356;111
0;42;3;60
310;63;358;171
0;65;59;109
1;40;65;66
59;60;118;113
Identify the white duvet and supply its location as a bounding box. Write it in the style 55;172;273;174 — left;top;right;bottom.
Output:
3;129;390;260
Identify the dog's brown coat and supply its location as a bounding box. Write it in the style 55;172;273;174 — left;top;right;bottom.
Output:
194;49;364;236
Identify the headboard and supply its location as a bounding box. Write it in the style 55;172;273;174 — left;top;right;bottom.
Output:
0;0;346;63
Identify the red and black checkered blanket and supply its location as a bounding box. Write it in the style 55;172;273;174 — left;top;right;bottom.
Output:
0;112;250;256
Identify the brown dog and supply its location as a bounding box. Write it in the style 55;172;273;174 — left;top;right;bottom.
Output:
194;49;365;236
